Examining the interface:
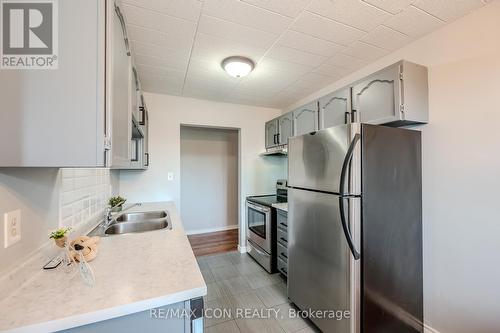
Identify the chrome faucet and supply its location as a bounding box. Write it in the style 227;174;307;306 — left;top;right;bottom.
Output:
102;203;142;228
103;207;113;227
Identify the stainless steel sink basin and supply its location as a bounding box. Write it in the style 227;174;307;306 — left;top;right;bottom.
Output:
105;219;169;235
87;210;172;237
116;211;167;222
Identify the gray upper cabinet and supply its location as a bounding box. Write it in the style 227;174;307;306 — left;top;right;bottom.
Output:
265;119;279;149
263;60;427;150
319;87;351;130
131;66;141;121
0;0;106;167
293;101;319;136
351;60;428;125
108;1;132;168
142;106;150;169
128;94;149;170
0;0;150;168
278;112;294;146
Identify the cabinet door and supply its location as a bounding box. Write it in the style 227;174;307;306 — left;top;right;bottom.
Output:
0;0;105;167
319;88;351;129
108;0;132;168
278;112;294;145
265;119;279;149
351;64;401;124
293;101;319;136
131;66;141;121
143;105;150;169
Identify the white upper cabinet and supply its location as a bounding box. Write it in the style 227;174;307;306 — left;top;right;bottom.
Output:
319;87;351;130
0;0;106;167
351;61;428;125
293;101;319;136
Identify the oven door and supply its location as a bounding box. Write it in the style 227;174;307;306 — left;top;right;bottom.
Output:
246;201;272;253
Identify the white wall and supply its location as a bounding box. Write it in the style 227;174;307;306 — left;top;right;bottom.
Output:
286;3;500;333
0;169;60;276
119;94;286;248
0;168;116;280
180;126;238;234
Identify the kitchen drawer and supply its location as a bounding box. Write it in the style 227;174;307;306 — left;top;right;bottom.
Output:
277;210;288;229
278;257;288;277
277;226;288;245
277;241;288;262
247;239;272;273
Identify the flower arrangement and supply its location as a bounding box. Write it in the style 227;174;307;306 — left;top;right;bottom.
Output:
49;226;72;240
108;196;126;209
49;226;72;248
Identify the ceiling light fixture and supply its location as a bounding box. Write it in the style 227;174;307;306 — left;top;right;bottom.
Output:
221;56;255;78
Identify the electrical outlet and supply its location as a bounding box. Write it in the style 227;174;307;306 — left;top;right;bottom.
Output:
167;172;174;181
4;209;21;248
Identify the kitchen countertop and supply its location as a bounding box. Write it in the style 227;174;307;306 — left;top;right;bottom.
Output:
272;202;288;212
0;202;206;333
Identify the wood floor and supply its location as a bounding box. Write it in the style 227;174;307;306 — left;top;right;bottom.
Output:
188;228;238;257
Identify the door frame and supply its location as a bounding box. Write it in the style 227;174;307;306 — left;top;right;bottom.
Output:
179;124;242;250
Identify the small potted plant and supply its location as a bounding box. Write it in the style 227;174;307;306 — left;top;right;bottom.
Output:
49;226;72;248
108;196;126;212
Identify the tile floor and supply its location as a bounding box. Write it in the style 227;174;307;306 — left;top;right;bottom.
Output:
198;251;320;333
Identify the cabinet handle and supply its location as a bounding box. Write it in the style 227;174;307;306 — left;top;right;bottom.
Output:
344;112;350;124
273;134;277;144
277;133;280;144
139;106;146;125
145;153;149;167
351;110;357;123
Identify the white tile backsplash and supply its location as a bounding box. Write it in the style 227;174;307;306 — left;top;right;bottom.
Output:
59;168;112;228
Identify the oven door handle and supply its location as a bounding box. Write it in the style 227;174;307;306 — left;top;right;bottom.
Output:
247;202;270;213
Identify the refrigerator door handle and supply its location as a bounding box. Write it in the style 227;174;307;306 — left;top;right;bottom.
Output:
339;197;360;260
339;133;361;260
339;133;360;196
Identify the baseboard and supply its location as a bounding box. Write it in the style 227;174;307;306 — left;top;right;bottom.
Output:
424;324;441;333
185;225;238;235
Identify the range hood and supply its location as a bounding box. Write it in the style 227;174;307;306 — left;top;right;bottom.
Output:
260;146;287;156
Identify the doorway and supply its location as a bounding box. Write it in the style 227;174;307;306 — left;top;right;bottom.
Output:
180;126;239;254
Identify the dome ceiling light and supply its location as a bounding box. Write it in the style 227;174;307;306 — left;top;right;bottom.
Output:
221;56;255;78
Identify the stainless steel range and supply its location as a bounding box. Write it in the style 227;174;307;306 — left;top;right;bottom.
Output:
246;180;287;273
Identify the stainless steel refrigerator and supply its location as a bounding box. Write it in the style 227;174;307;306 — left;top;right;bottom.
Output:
288;123;423;333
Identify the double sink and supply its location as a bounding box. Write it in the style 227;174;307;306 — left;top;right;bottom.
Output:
88;209;172;237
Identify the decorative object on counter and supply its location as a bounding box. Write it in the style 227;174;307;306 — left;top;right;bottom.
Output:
72;242;96;287
108;196;127;212
49;226;72;248
69;236;100;263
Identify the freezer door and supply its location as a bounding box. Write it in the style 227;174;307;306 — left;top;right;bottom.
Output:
288;188;360;333
288;123;361;195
